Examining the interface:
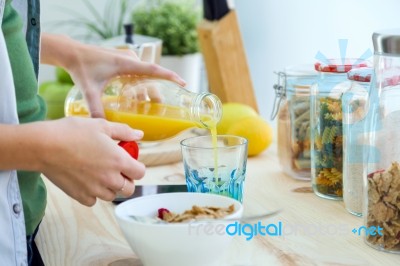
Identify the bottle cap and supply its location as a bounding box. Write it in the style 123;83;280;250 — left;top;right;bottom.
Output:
118;141;139;160
314;59;370;73
373;29;400;55
347;67;372;82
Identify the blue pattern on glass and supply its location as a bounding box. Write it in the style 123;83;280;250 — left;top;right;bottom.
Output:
185;163;245;202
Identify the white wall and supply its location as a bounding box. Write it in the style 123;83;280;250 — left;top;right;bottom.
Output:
39;0;400;125
234;0;400;123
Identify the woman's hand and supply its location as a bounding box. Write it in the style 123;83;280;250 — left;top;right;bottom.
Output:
41;117;145;206
0;117;146;206
40;33;186;118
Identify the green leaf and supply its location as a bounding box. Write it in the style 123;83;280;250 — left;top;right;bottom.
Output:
82;0;105;28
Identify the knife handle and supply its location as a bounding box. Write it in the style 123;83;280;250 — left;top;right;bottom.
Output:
203;0;230;21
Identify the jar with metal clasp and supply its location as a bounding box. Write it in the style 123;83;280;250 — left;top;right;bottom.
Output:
271;64;318;180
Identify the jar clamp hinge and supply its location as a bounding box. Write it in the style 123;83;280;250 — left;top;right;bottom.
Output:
270;71;287;120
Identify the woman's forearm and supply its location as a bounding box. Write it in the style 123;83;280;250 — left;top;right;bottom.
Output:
40;32;185;85
40;33;82;70
0;123;47;171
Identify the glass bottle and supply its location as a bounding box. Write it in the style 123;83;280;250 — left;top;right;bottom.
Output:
272;64;318;180
342;67;372;216
364;29;400;253
311;59;369;200
65;75;222;141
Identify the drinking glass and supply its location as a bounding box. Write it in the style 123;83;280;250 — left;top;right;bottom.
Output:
180;135;248;202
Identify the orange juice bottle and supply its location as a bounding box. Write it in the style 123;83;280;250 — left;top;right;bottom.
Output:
65;75;222;141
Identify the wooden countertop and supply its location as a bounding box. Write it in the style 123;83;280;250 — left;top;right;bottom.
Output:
36;142;399;266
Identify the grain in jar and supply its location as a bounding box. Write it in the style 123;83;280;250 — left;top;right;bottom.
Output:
342;67;372;216
364;29;400;253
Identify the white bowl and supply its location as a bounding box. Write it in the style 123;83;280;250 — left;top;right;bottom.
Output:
115;192;243;266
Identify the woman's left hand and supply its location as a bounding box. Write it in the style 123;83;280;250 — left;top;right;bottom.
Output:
40;33;186;118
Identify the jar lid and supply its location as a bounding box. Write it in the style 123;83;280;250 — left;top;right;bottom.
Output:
314;59;370;73
347;67;372;82
373;29;400;55
284;64;318;77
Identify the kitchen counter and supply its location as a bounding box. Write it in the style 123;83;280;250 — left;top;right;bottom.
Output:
36;142;399;265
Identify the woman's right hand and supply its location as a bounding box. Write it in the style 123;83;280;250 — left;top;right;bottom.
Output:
43;117;145;206
10;117;146;206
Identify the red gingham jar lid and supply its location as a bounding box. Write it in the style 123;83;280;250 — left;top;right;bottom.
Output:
347;67;372;82
314;59;371;73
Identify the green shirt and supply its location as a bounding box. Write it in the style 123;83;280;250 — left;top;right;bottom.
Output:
2;0;47;235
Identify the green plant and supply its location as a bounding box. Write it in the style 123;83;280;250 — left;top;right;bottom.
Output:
132;0;201;56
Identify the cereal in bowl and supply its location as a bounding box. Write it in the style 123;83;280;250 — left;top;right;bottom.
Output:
157;205;235;223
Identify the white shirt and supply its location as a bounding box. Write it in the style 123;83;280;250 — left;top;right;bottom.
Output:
0;0;28;265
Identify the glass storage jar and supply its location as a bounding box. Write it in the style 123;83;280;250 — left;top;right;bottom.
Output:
65;75;222;142
272;65;318;180
364;29;400;253
342;67;372;216
311;59;369;200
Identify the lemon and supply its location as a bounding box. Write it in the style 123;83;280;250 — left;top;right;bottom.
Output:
217;103;258;134
226;116;273;156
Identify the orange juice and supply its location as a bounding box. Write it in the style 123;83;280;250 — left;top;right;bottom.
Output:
104;103;197;141
210;124;219;183
67;99;202;141
66;88;220;144
65;96;118;117
65;77;222;142
66;100;89;116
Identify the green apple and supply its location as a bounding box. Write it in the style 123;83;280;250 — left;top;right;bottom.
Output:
39;81;73;119
55;67;74;84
